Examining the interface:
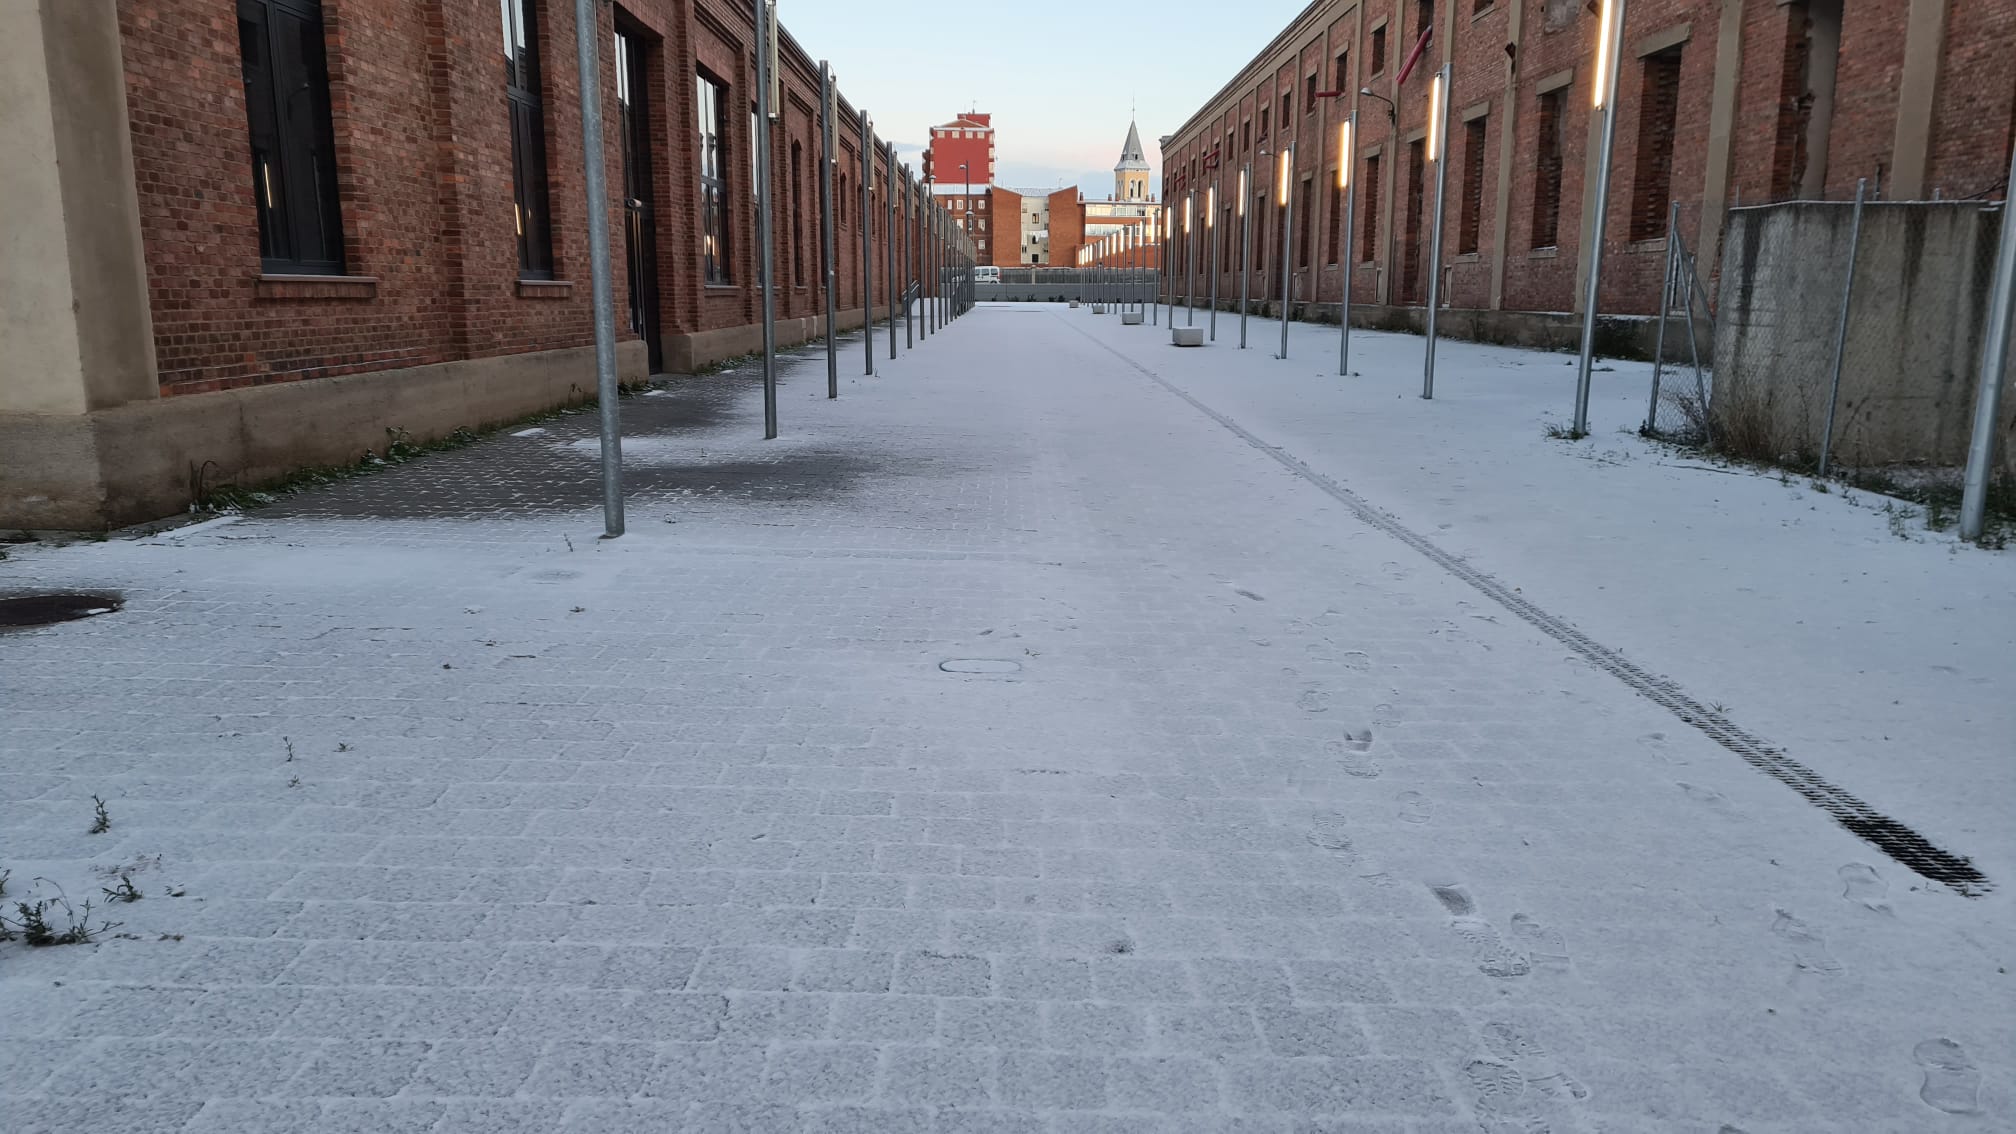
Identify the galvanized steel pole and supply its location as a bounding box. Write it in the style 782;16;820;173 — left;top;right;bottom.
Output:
1279;142;1295;360
885;142;896;360
1960;145;2016;540
859;110;873;374
1573;0;1627;431
573;0;622;536
1422;64;1450;397
754;0;778;439
1339;112;1357;377
1818;179;1868;477
820;63;837;398
1239;162;1252;349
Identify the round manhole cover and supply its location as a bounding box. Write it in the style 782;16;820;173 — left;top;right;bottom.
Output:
939;658;1022;674
0;593;123;629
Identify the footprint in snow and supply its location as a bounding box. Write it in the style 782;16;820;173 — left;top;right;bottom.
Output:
1464;1059;1541;1134
1678;781;1741;818
1373;702;1402;727
1306;812;1355;855
1327;730;1380;778
1912;1038;1982;1115
1482;1021;1588;1100
1297;687;1331;713
1340;650;1372;671
1770;908;1842;976
1837;862;1892;914
1508;913;1570;968
1431;884;1530;979
1397;791;1432;824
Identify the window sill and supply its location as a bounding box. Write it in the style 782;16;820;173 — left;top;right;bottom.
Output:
1528;246;1560;259
516;279;574;299
1453;252;1482;264
255;274;378;300
1471;4;1498;22
703;284;741;294
1626;237;1668;253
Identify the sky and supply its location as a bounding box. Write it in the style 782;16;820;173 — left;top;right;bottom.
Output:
781;0;1308;200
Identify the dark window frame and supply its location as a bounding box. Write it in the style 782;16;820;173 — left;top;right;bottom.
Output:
1458;115;1486;254
1532;88;1565;249
1630;48;1684;242
698;71;733;285
503;0;554;280
1361;152;1382;263
237;0;347;275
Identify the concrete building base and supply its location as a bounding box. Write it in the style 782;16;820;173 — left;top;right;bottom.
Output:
1;342;647;531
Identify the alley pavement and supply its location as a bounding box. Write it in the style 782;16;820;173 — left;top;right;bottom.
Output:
2;305;2009;1133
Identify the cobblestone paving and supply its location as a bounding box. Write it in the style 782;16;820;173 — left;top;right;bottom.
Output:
1;308;2009;1132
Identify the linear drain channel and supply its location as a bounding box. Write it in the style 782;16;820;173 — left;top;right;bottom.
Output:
1074;324;1993;897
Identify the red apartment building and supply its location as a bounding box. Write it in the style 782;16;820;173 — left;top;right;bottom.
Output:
1160;0;2015;338
3;0;944;529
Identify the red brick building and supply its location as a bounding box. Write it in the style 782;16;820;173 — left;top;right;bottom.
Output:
925;112;1005;265
1160;0;2015;332
3;0;951;529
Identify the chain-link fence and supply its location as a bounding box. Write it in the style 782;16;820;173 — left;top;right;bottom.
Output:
1663;195;2012;503
1641;200;1717;445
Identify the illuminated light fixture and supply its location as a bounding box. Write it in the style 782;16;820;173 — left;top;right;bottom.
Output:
1593;0;1616;108
1206;185;1216;228
1276;149;1290;206
1237;167;1248;216
1427;73;1443;161
1338;121;1352;187
1183;193;1193;234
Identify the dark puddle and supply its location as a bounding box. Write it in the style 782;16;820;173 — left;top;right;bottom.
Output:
0;593;123;630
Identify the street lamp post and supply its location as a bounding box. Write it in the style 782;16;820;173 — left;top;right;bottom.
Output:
1207;183;1219;340
819;62;838;398
1277;143;1294;360
1573;0;1628;433
1422;63;1451;399
1239;162;1252;349
1184;193;1196;326
859;110;873;374
1337;113;1358;377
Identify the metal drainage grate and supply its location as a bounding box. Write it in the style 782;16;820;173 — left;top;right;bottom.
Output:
0;593;123;630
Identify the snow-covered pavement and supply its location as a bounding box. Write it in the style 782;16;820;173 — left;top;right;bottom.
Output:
2;303;2009;1132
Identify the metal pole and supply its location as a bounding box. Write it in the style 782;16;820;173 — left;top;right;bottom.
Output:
1240;163;1253;349
754;0;778;439
572;0;622;537
1185;193;1197;326
859;111;873;374
820;64;837;398
1645;199;1680;432
886;142;896;360
1573;0;1627;432
917;182;928;340
1339;113;1357;377
1818;178;1868;477
1422;64;1450;397
903;167;914;350
1279;142;1295;360
1961;149;2016;539
1151;214;1160;324
1208;187;1220;339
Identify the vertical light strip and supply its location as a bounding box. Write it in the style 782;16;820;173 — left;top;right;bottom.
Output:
1593;0;1615;108
1427;74;1443;161
1338;121;1352;187
1184;193;1193;233
1237;167;1248;216
1207;185;1217;227
1276;150;1290;205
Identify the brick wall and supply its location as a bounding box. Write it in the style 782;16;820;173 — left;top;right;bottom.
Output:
117;0;926;398
1162;0;2016;319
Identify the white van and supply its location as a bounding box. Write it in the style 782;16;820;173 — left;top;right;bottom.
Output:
974;266;1001;284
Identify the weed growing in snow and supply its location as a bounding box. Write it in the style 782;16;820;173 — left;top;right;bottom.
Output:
1;881;121;946
101;875;142;903
88;796;110;835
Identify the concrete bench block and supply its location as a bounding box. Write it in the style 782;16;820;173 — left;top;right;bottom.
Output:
1069;300;1080;308
1121;311;1144;325
1171;326;1205;347
1092;304;1106;314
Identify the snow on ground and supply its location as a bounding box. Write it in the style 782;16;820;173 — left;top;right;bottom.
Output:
0;303;2009;1133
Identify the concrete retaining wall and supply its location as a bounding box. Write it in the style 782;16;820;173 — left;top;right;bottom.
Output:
1713;201;2014;475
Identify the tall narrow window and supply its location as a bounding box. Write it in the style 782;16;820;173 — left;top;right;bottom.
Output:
1298;177;1313;268
1458;116;1486;254
1259;106;1270;138
1327;174;1342;264
1305;73;1317;109
501;0;553;278
791;141;804;286
1532;89;1564;248
238;0;345;274
1243;119;1252;151
1631;49;1684;241
1360;153;1382;262
697;72;732;284
1370;26;1388;75
1281;91;1293;126
1334;51;1349;92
